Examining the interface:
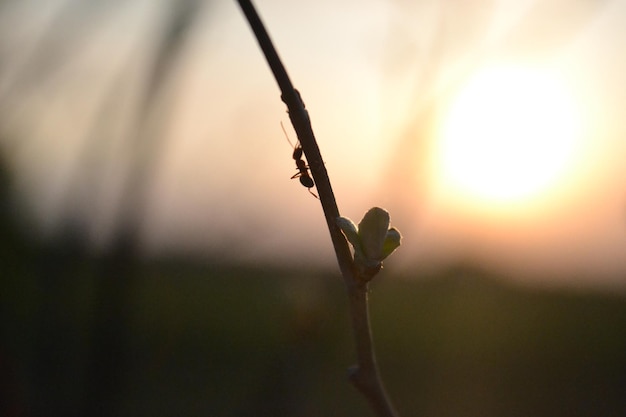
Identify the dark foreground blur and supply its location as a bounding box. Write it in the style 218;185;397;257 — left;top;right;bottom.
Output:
2;232;626;417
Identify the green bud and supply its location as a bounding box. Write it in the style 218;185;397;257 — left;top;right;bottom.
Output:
336;207;402;280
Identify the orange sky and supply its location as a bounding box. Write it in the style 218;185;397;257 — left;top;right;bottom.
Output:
1;0;625;290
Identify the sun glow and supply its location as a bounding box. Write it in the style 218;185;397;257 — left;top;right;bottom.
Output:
434;65;584;212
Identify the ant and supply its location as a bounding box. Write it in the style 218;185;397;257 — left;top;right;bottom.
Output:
281;121;318;199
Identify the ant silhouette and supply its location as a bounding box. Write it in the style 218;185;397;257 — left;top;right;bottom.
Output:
281;122;318;199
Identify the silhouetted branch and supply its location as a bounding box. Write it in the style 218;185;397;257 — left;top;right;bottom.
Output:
236;1;398;416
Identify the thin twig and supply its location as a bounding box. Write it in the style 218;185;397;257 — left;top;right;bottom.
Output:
235;1;398;416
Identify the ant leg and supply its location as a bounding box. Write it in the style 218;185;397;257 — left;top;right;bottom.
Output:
291;170;311;180
308;188;319;199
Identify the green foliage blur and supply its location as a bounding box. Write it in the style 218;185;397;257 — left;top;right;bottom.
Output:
2;228;626;417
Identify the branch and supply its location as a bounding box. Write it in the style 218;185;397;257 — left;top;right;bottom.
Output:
235;1;398;416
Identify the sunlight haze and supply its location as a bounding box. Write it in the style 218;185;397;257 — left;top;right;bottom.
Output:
434;65;584;212
1;0;626;289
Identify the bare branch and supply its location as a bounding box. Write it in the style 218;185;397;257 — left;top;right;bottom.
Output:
235;1;398;416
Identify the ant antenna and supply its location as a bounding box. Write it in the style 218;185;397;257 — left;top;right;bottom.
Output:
280;120;297;148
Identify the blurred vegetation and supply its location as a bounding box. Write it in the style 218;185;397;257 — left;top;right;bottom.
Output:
2;227;626;417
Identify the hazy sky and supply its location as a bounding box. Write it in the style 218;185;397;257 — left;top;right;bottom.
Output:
1;0;625;290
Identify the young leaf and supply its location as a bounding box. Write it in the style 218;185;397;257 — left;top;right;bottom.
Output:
381;227;402;260
337;216;362;253
358;207;390;261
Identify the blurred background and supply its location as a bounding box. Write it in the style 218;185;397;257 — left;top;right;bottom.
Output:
1;0;625;416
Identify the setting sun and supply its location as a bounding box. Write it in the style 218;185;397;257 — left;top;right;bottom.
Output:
434;65;583;211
